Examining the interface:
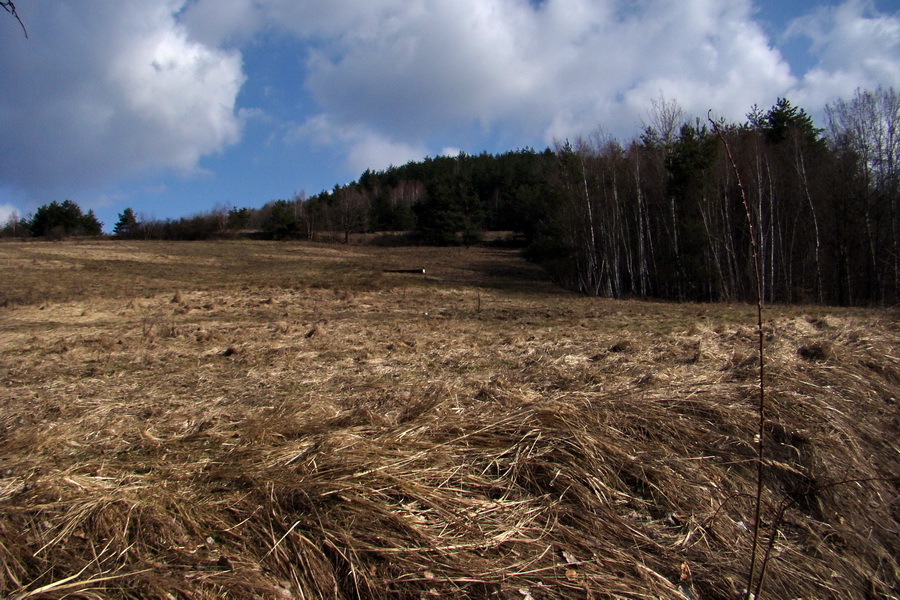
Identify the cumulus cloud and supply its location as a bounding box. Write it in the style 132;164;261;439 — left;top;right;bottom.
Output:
184;0;803;152
0;0;245;198
180;0;412;45
290;114;427;173
785;0;900;108
4;0;898;208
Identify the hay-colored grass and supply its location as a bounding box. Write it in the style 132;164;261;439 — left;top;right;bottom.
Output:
0;239;897;599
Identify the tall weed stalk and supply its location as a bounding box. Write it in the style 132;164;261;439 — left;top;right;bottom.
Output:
709;114;767;600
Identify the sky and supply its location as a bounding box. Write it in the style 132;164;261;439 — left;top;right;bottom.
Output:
1;0;898;231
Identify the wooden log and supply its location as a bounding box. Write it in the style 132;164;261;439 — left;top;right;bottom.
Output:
383;269;426;274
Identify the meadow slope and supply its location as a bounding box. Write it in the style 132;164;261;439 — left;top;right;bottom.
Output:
0;239;897;599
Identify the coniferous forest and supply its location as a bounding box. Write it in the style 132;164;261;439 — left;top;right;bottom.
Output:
294;90;897;306
10;89;898;306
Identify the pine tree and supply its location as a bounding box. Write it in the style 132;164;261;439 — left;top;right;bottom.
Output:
29;200;101;238
113;208;140;238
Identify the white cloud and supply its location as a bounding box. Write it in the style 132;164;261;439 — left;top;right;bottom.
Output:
4;0;898;207
179;0;412;46
175;0;262;46
185;0;802;152
0;203;22;224
290;114;426;174
785;0;900;109
0;1;245;199
345;133;427;173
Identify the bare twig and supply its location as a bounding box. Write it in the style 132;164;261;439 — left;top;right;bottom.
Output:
709;111;767;600
1;1;28;38
754;475;900;599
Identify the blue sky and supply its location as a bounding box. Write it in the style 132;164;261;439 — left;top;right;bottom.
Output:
1;0;898;231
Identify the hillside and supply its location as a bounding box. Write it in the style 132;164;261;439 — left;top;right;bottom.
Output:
0;239;897;599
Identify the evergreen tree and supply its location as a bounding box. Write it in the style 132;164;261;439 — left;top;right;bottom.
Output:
113;208;140;238
81;210;102;236
28;200;102;238
262;199;301;239
760;98;820;144
227;207;251;230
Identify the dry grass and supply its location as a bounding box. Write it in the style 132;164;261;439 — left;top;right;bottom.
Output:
0;239;897;599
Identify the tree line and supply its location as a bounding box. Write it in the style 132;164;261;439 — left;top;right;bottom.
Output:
1;200;102;239
3;87;896;305
534;89;898;306
259;88;895;305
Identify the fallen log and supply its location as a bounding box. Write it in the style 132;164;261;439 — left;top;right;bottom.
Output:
383;268;426;274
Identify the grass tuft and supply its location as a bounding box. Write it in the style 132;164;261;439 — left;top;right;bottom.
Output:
0;239;896;599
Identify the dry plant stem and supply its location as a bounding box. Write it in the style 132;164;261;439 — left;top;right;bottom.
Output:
756;475;900;598
710;113;767;600
1;1;28;37
755;498;792;599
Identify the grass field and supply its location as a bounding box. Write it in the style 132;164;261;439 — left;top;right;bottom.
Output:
0;239;897;599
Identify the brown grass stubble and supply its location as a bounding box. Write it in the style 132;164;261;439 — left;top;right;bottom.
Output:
0;240;896;599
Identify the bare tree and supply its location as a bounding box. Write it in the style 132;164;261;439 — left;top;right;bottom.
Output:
826;87;900;302
644;92;685;148
331;186;370;243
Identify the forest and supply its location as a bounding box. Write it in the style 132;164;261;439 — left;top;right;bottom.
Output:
6;87;898;306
